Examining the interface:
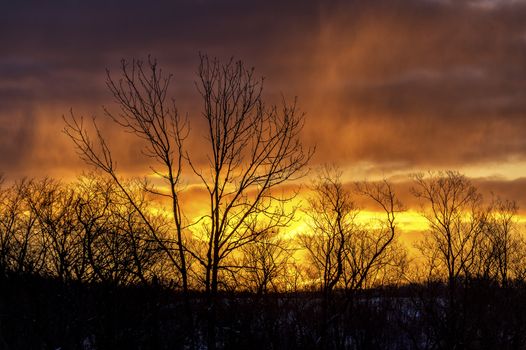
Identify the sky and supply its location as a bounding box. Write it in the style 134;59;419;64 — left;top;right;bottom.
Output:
2;0;526;220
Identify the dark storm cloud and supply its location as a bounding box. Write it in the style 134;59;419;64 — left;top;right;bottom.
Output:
0;0;324;102
0;0;320;62
0;0;323;176
1;0;526;178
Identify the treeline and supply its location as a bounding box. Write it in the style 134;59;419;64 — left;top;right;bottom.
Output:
0;175;168;286
0;170;407;292
2;170;526;349
1;170;524;292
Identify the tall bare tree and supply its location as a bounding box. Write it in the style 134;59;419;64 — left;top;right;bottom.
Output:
64;58;189;292
183;55;311;349
188;55;311;296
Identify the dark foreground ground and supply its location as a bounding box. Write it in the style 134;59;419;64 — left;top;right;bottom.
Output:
1;275;526;349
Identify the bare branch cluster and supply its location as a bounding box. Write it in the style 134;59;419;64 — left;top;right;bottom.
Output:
300;166;406;297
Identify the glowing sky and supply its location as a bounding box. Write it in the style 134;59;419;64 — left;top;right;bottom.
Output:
2;0;526;217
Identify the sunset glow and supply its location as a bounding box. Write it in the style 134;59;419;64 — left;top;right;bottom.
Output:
0;2;524;178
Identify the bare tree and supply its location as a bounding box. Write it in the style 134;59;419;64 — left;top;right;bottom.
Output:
298;166;354;350
184;55;311;349
300;171;405;295
345;179;405;292
412;171;485;347
188;55;311;296
412;171;484;289
64;58;189;292
300;171;404;349
300;166;356;296
475;197;519;286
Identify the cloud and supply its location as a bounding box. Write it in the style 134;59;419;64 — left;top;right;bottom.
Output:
1;0;526;186
0;107;36;171
298;0;526;169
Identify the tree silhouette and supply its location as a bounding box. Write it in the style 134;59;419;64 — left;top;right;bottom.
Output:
412;170;485;348
300;166;356;296
346;179;406;291
413;171;483;286
187;55;311;297
186;54;311;348
475;197;521;286
64;57;189;293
